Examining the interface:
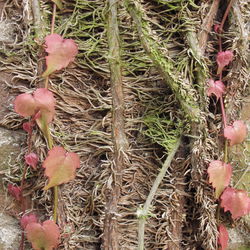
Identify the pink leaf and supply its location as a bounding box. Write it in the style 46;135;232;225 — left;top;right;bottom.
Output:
20;213;38;229
25;220;60;250
42;34;78;77
14;88;56;125
8;184;21;201
14;93;37;117
224;120;248;146
207;79;225;100
220;187;250;219
217;50;233;74
207;160;232;198
218;224;229;250
25;153;39;170
43;146;80;190
33;88;56;124
23;122;33;134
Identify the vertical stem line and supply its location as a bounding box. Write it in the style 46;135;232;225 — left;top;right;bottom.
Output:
219;0;235;32
104;0;128;249
53;186;58;222
51;3;56;34
219;97;227;128
137;139;180;250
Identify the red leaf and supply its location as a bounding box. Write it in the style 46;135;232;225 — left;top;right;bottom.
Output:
42;146;80;190
207;79;225;100
14;88;56;125
224;120;248;146
218;224;229;250
42;34;78;77
23;122;33;134
220;187;250;219
25;153;39;170
20;213;38;229
14;93;37;117
25;220;60;250
217;50;233;74
207;160;232;198
8;184;21;201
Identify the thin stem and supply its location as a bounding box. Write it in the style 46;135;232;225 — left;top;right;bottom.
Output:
19;233;25;250
51;3;56;34
219;0;234;32
218;34;222;52
20;165;28;212
137;138;181;250
219;97;227;128
44;76;49;89
224;140;228;163
53;186;58;222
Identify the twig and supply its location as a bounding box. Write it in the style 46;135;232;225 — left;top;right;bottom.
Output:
198;0;220;54
103;0;128;249
219;0;235;32
137;138;181;250
31;0;44;39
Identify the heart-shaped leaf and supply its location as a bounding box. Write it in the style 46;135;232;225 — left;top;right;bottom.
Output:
220;187;250;219
207;160;232;198
21;213;38;229
25;220;60;250
224;120;248;146
42;34;78;77
207;79;225;100
43;146;80;190
33;88;56;125
14;93;37;117
218;224;229;250
217;50;233;74
14;88;56;125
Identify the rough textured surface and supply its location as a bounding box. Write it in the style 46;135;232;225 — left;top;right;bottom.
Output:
0;213;21;250
0;0;249;249
0;21;15;43
0;127;25;250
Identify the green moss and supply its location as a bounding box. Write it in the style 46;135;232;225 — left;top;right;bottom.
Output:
143;115;182;152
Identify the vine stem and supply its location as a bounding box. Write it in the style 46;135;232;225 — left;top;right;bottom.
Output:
51;3;56;34
219;97;227;129
43;3;58;222
219;0;235;33
53;186;58;221
103;0;128;248
137;138;180;250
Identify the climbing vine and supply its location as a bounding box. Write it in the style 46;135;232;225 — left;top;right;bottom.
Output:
8;1;80;249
